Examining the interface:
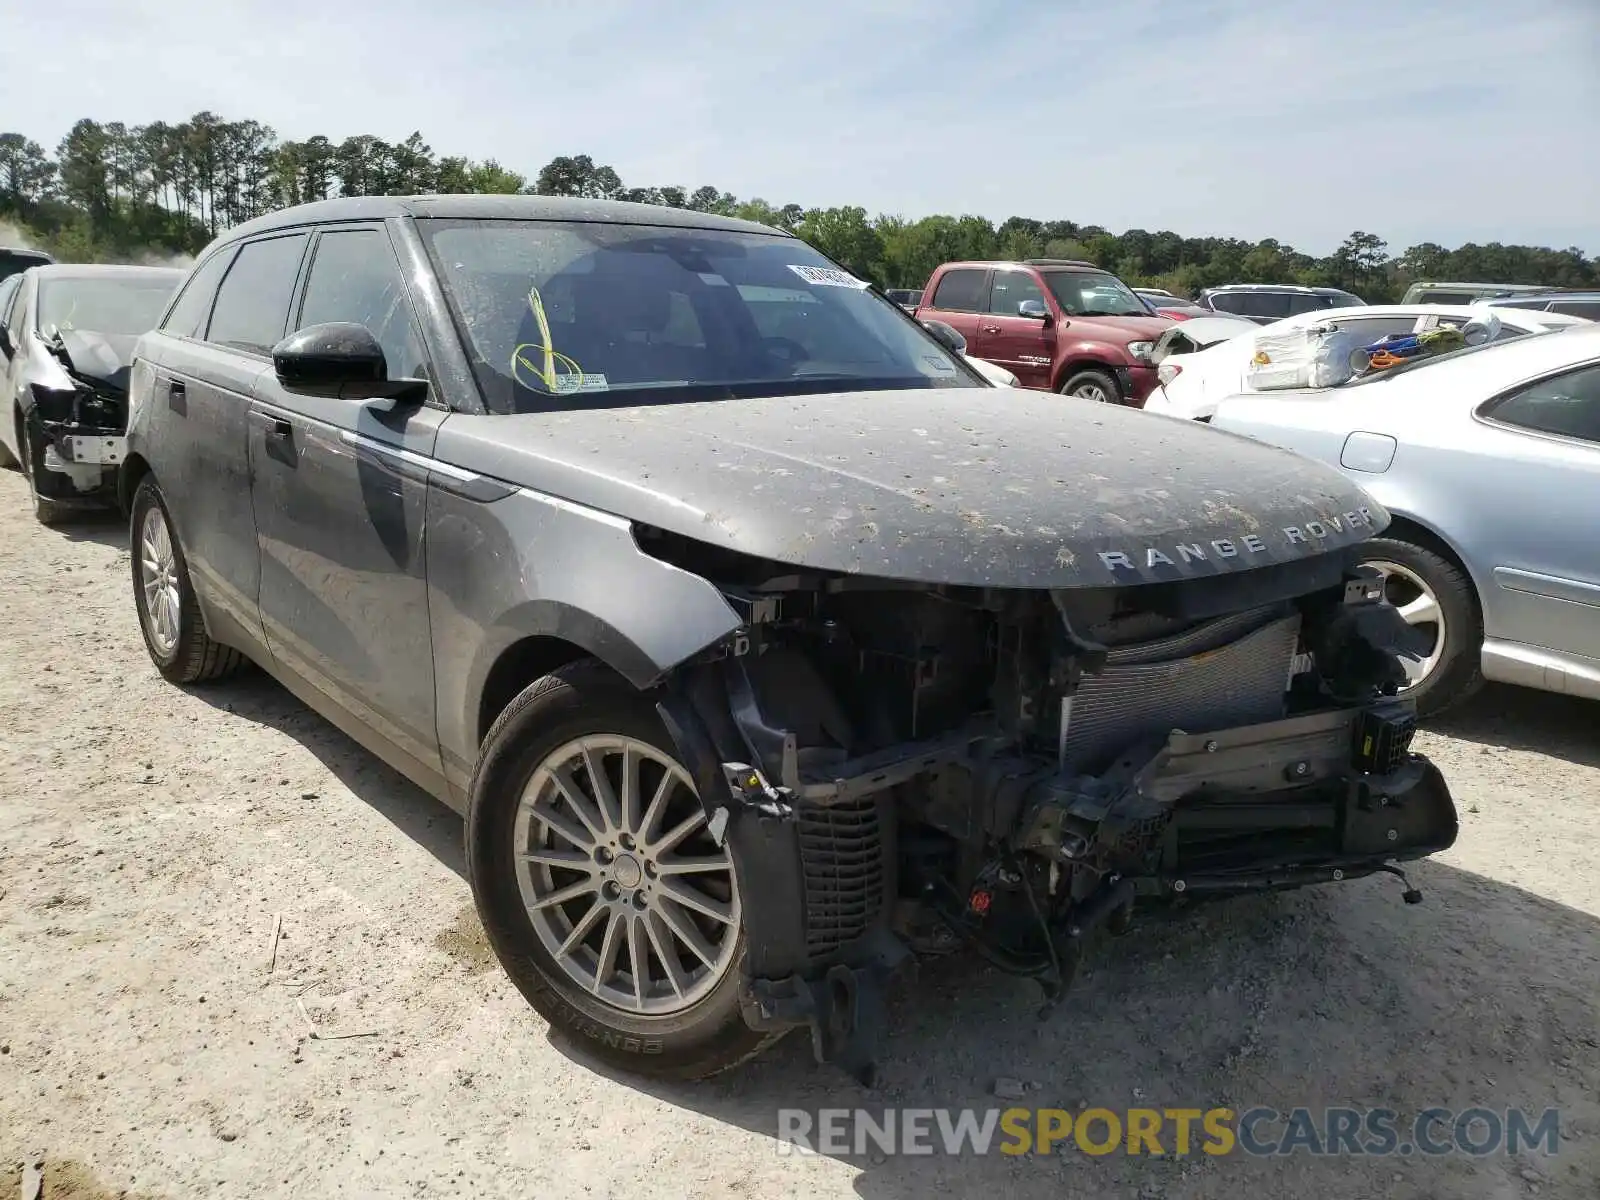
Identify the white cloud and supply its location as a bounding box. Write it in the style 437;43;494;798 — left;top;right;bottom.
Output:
1;0;1594;254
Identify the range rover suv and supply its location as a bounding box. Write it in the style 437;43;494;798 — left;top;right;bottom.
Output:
121;196;1458;1082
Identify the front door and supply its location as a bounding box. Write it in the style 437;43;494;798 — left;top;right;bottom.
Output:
971;268;1054;388
248;224;448;792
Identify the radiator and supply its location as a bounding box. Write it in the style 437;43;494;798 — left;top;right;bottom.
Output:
1060;606;1301;773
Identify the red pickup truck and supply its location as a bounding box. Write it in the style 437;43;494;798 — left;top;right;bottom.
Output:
914;259;1173;405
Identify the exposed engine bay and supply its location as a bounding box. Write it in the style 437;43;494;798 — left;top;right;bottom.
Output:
640;526;1459;1083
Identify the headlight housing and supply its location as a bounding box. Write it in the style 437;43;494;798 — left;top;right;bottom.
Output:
1126;340;1156;363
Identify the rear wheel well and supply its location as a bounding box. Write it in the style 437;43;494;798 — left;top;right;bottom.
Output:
476;636;593;747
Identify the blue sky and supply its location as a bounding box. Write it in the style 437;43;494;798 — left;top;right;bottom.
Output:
2;0;1596;256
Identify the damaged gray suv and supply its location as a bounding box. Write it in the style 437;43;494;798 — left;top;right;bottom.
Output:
122;196;1458;1082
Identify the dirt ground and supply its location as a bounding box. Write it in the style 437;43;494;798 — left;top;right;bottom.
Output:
0;467;1595;1200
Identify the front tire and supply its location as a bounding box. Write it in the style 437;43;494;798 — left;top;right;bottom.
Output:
18;423;72;525
129;476;244;684
1355;537;1482;716
1059;368;1121;404
467;661;772;1079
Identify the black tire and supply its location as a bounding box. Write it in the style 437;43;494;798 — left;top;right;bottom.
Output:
18;423;72;525
467;660;774;1079
1354;537;1483;717
1059;368;1121;404
129;475;245;684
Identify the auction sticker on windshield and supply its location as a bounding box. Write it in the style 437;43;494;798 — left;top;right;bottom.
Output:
788;264;870;289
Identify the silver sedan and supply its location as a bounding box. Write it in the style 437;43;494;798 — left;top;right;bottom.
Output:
1209;322;1600;715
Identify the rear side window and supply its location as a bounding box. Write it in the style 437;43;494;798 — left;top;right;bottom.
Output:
1550;300;1600;320
1484;363;1600;443
929;269;986;312
295;229;428;379
206;233;310;354
0;275;20;334
1283;293;1328;315
160;249;235;338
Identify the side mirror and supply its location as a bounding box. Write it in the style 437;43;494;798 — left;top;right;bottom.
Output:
1018;299;1052;322
271;322;427;406
920;319;967;356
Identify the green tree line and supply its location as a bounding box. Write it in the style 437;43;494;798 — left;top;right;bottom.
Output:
3;114;1595;301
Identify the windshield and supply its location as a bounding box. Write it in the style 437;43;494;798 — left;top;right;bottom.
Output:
37;275;179;336
1043;271;1149;317
417;219;980;413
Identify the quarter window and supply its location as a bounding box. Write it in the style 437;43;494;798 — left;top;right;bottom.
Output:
986;271;1047;316
295;229;428;379
1485;363;1600;444
929;269;986;312
160;248;235;339
206;233;310;354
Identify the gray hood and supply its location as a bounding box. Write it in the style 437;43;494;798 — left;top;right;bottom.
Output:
434;386;1387;588
53;329;140;393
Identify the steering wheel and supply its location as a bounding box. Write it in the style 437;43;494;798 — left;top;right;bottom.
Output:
762;336;811;369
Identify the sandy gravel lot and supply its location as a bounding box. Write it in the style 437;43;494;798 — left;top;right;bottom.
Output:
0;467;1596;1199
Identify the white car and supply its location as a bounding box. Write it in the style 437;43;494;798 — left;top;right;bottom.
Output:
965;355;1019;386
1144;304;1590;421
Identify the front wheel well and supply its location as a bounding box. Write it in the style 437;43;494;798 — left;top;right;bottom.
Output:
476;635;595;748
1053;359;1120;389
118;453;153;514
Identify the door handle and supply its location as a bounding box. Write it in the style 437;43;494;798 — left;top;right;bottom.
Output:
168;379;185;399
980;325;1001;334
268;418;292;441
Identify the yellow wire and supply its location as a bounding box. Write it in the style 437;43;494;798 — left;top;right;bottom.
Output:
509;285;584;393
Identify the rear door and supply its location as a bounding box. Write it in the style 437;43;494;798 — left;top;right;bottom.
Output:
248;223;447;791
971;268;1053;387
155;235;307;656
1470;361;1600;678
917;267;988;350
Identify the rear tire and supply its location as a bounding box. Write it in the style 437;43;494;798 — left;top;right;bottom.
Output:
1353;537;1482;717
467;660;775;1079
1060;368;1121;404
129;475;245;684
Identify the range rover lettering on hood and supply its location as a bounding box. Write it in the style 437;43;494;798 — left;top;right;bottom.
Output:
1098;506;1378;572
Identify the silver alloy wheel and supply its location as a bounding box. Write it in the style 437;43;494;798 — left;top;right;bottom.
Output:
1070;381;1111;402
1366;559;1446;688
139;505;182;657
513;735;741;1017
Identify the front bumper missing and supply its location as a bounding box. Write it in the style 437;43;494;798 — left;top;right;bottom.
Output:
662;665;1457;1083
1018;702;1459;892
57;433;127;466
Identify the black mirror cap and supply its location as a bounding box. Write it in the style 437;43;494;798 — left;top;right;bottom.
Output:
920;318;967;356
272;322;427;404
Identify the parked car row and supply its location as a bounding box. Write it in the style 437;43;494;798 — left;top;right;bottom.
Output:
1158;315;1600;714
6;194;1467;1088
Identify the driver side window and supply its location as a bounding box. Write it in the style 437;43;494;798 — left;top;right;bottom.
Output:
295;228;428;380
986;271;1046;316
